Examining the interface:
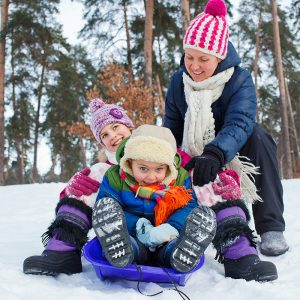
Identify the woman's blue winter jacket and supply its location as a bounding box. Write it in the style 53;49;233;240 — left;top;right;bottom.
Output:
163;41;257;163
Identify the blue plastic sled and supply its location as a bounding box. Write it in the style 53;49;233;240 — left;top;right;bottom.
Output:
83;237;205;286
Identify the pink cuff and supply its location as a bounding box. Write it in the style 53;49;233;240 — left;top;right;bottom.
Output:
59;188;67;199
177;148;191;167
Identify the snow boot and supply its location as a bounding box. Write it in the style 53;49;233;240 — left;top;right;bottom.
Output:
212;200;278;282
160;206;216;273
260;231;289;256
23;250;82;276
92;197;135;268
23;197;92;276
224;254;278;282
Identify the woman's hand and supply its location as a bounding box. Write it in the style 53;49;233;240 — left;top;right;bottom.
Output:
185;145;224;186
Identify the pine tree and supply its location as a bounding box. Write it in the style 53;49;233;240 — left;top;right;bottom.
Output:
0;0;9;185
6;96;34;183
181;0;190;38
290;0;300;38
43;47;97;181
3;0;68;183
232;0;299;177
80;0;136;67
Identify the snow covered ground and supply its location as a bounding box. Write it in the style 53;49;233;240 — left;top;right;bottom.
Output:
0;179;299;300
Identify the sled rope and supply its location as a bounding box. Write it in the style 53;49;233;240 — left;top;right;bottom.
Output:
134;263;191;300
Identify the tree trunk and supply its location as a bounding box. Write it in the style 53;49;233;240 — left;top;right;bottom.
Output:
253;9;262;123
237;30;241;57
4;144;9;181
32;62;46;181
297;95;300;151
79;137;87;167
157;35;163;67
60;128;66;181
144;0;154;88
0;0;9;185
278;135;284;179
15;141;24;184
122;0;133;82
271;0;293;178
181;0;190;38
285;79;299;167
10;25;24;184
10;27;16;111
47;154;58;181
155;74;164;117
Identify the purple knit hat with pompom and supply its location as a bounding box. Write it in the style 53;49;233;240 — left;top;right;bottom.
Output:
89;98;134;143
183;0;228;59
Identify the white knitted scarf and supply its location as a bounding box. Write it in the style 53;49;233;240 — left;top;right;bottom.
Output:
182;68;261;203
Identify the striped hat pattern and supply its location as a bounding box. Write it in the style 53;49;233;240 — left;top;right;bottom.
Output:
183;0;228;60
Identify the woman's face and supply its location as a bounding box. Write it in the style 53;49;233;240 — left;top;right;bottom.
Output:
100;123;131;152
184;48;221;82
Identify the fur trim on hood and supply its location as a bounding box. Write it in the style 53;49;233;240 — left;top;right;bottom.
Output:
119;125;179;185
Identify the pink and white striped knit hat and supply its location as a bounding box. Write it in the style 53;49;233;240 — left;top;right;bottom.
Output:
183;0;229;60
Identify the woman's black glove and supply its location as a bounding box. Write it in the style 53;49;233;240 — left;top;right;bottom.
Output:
185;145;225;186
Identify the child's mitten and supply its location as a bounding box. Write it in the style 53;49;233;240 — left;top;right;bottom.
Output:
148;223;179;247
136;218;154;247
136;218;179;248
65;167;100;197
212;169;241;200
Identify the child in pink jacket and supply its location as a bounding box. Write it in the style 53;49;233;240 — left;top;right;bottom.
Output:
23;98;134;276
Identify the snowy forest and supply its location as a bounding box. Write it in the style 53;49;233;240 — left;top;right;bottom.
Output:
0;0;299;186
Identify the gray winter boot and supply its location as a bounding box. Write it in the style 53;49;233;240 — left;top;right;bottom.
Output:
260;231;289;256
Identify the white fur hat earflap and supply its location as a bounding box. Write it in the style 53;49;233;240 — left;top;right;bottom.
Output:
120;125;178;185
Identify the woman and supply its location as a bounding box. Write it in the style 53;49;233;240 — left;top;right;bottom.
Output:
163;0;288;270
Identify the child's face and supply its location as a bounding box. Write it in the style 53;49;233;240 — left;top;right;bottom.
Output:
100;123;132;152
130;159;168;186
184;48;220;82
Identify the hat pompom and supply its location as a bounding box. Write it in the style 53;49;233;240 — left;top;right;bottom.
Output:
89;98;105;113
204;0;227;17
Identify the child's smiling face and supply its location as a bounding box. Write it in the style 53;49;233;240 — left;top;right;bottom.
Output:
100;123;131;152
130;159;168;186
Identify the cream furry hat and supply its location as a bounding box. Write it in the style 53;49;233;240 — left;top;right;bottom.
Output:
120;124;178;185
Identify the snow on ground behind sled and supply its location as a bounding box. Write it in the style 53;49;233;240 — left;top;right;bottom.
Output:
0;180;299;300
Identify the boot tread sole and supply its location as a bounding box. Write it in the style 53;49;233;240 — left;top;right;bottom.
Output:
171;206;216;273
92;197;134;268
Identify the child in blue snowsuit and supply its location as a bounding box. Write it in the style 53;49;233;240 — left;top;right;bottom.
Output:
92;124;217;273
